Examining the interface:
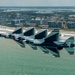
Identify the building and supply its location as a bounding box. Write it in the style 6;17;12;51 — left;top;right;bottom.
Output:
67;22;75;28
11;19;25;26
47;21;62;28
30;20;41;26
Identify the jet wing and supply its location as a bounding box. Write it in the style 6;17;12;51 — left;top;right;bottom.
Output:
13;39;25;48
28;42;37;50
39;46;49;53
39;46;60;57
46;47;60;57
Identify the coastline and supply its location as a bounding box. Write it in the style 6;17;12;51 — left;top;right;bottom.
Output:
0;25;75;34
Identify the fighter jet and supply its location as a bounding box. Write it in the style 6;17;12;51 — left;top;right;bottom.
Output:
13;28;47;49
11;27;35;48
3;27;23;39
27;29;75;57
11;28;75;57
1;27;26;47
26;29;47;50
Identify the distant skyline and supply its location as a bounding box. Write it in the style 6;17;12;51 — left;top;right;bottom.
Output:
0;0;75;6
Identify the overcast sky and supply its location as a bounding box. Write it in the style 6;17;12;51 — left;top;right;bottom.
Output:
0;0;75;6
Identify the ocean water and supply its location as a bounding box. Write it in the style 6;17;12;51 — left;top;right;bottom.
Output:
0;38;75;75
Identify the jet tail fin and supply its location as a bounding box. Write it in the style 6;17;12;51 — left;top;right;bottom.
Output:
23;27;35;36
45;29;59;43
35;29;47;39
12;27;23;34
65;37;74;55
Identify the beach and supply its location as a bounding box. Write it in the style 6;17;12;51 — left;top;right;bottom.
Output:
0;25;75;34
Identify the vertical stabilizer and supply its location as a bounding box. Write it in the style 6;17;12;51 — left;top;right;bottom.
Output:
23;27;35;36
45;29;59;43
35;29;47;39
12;27;23;34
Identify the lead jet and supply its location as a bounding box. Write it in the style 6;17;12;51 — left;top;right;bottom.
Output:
2;27;26;47
11;27;35;48
23;29;75;57
3;27;23;39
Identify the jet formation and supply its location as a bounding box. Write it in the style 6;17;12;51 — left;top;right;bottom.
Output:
0;27;75;57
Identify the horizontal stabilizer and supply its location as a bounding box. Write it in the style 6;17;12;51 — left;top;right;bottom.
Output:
65;48;74;55
35;29;47;39
23;27;35;36
65;37;74;55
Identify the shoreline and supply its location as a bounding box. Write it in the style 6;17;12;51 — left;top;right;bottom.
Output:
0;25;75;34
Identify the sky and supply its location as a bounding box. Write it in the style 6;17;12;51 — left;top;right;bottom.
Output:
0;0;75;6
